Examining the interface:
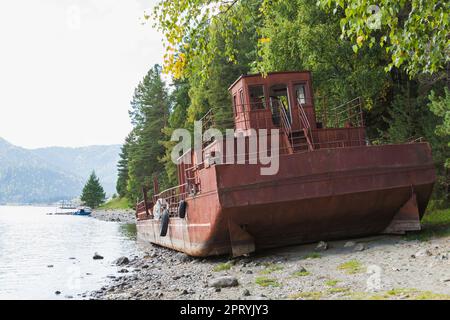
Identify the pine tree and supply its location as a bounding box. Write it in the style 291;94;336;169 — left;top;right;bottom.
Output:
116;132;133;198
81;171;106;208
161;79;190;187
126;65;170;201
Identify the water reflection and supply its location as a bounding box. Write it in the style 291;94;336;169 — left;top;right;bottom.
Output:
0;206;137;300
119;223;137;240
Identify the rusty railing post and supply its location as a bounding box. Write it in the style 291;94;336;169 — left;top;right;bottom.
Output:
142;186;150;217
153;175;159;197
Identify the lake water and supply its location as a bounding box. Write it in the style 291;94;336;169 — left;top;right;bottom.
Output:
0;206;138;300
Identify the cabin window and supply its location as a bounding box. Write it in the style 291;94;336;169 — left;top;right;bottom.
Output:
249;85;266;110
239;90;245;113
295;84;307;105
232;95;237;115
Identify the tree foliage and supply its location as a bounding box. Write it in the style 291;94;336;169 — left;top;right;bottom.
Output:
153;0;449;79
152;0;260;80
256;0;390;113
81;171;106;208
317;0;450;77
429;87;450;167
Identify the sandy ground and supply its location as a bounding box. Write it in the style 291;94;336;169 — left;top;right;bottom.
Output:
86;216;450;300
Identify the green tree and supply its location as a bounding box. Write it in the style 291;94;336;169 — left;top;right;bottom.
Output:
429;88;450;150
428;87;450;203
429;87;450;167
382;81;450;202
81;171;106;208
186;13;258;126
116;131;133;198
255;0;390;120
126;65;170;201
160;79;190;187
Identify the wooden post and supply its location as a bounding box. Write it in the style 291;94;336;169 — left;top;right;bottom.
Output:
142;186;150;217
135;198;139;218
153;175;159;196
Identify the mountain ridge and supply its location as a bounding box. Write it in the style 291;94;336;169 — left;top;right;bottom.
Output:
0;137;120;204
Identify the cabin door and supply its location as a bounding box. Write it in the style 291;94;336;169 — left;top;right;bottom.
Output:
269;84;292;127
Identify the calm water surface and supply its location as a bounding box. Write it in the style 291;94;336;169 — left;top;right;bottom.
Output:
0;206;138;300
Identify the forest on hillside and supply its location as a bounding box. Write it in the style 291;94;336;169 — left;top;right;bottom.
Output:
115;0;449;208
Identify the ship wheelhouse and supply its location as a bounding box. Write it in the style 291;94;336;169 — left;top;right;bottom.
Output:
225;71;366;155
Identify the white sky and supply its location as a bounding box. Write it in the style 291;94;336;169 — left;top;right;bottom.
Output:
0;0;164;148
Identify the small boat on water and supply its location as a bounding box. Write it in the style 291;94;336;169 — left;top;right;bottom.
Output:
136;71;436;257
73;207;92;216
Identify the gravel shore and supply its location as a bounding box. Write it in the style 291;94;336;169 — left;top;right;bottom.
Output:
88;233;450;300
91;209;136;224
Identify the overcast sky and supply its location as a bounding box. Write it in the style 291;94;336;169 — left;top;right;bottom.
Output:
0;0;164;149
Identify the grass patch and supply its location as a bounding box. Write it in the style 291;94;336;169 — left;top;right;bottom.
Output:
422;208;450;225
289;292;323;300
348;288;450;300
386;288;416;296
255;276;281;287
259;263;284;275
415;291;450;300
325;279;340;287
337;260;363;274
293;271;311;277
328;287;350;294
213;262;232;272
303;252;322;259
383;288;450;300
406;208;450;241
99;197;131;210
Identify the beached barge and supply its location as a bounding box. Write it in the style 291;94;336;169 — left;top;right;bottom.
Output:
136;71;436;257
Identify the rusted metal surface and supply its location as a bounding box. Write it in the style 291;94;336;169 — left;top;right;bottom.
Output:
228;219;256;257
137;143;435;257
136;71;436;257
383;193;421;235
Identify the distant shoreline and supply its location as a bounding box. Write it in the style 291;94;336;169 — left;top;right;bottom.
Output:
0;204;137;224
0;203;62;207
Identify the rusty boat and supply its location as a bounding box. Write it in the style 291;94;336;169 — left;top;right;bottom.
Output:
136;71;436;257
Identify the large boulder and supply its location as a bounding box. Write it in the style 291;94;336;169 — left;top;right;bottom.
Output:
315;241;328;251
93;253;104;260
114;256;130;266
208;276;239;288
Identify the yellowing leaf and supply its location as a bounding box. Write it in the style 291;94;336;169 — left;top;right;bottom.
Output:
357;35;364;46
259;37;271;44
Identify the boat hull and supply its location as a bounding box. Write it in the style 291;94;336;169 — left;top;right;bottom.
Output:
137;143;435;257
73;212;91;216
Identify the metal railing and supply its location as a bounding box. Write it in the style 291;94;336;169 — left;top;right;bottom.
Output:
297;97;315;151
274;100;294;152
153;184;188;218
328;97;364;128
406;136;425;144
297;98;311;130
200;109;215;134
